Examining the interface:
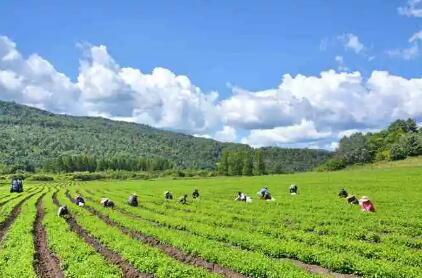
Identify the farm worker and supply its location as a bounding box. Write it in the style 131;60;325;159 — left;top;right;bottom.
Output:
235;192;247;202
289;184;298;195
346;195;359;205
359;196;375;212
128;193;138;207
75;195;85;206
258;187;272;200
192;189;200;199
258;187;269;198
57;205;69;217
164;191;173;200
338;188;348;198
101;198;115;208
179;194;188;204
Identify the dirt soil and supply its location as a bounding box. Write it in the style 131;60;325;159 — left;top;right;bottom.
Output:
0;192;37;243
67;192;247;278
33;195;65;278
53;192;152;278
290;260;360;278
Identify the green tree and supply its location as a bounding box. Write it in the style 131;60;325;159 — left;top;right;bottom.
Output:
254;150;266;175
390;144;406;160
242;152;254;176
228;151;243;176
402;134;422;156
217;151;229;175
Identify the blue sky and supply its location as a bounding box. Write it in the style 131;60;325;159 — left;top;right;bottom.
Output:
0;0;422;149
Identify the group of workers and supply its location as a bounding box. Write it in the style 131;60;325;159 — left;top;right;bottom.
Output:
55;184;375;217
58;189;201;216
338;188;375;212
234;185;375;213
165;189;200;204
10;178;24;193
235;184;299;202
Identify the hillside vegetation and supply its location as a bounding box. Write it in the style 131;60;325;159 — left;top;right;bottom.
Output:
0;100;330;174
318;118;422;171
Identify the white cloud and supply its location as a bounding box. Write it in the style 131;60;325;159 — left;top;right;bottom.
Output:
79;44;223;133
214;126;237;142
409;30;422;43
338;33;365;54
334;55;349;71
0;36;80;113
398;0;422;17
1;35;422;149
387;30;422;60
219;86;313;130
241;120;332;147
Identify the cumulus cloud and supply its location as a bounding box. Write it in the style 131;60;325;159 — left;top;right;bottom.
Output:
0;36;80;113
214;126;237;142
224;70;422;147
338;33;365;54
1;35;422;149
398;0;422;17
241;120;332;147
76;45;221;133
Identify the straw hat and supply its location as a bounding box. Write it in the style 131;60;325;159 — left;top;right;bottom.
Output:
132;193;137;196
360;196;369;202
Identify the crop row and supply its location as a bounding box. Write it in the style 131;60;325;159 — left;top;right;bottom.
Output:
69;187;320;278
0;189;46;277
43;191;122;277
56;189;222;278
93;184;421;250
78;186;421;278
120;190;422;267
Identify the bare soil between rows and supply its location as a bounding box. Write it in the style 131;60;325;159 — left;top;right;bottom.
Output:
0;192;38;244
33;195;65;278
67;191;247;278
79;191;361;278
52;191;152;278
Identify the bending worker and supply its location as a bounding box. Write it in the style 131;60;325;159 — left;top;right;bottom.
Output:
289;184;298;195
128;193;138;207
101;198;115;208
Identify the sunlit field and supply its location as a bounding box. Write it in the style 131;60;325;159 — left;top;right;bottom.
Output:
0;166;421;277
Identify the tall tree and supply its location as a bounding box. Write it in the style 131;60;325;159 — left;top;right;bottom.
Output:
254;150;266;175
242;152;254;176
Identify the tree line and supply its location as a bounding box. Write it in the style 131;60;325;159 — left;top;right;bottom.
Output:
217;150;266;176
318;118;422;171
42;155;173;173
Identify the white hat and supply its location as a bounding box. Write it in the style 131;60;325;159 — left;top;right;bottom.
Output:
360;196;369;202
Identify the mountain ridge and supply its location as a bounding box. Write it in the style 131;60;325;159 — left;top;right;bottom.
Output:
0;100;331;173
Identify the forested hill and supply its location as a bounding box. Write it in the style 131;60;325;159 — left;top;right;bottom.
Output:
0;100;331;173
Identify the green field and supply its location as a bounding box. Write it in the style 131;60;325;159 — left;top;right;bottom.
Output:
0;165;421;278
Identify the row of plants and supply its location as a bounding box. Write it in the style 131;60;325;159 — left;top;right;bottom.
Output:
126;193;421;268
69;188;318;278
56;189;222;278
42;190;123;277
78;186;421;277
91;185;419;250
0;190;46;277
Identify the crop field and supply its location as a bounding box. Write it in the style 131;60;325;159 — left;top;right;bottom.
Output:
0;166;421;278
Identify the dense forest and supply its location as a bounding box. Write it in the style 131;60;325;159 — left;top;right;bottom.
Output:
0;100;331;174
217;148;332;176
318;119;422;171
